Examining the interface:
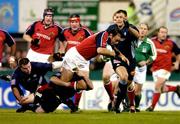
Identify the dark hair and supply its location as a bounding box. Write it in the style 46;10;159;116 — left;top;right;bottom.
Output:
18;58;30;67
69;13;80;19
113;9;127;17
106;24;122;36
43;8;54;18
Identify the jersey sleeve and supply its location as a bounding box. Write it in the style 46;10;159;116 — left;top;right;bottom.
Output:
82;27;93;37
11;74;24;95
25;21;37;36
59;29;66;42
57;25;65;42
148;39;157;63
96;31;108;48
3;31;15;47
172;41;180;55
32;62;53;74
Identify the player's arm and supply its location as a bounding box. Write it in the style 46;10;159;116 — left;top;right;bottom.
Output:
146;39;157;65
50;76;71;87
124;20;139;39
172;42;180;70
33;62;62;73
23;23;34;42
58;41;67;54
23;33;33;42
23;22;40;46
76;70;93;90
11;79;24;103
128;26;139;39
97;47;115;57
4;31;16;68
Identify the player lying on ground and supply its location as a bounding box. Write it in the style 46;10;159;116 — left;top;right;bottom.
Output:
10;58;63;112
18;70;92;113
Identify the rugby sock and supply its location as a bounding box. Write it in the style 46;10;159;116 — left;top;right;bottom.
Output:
127;89;135;106
104;82;114;101
65;99;76;111
74;91;82;107
119;83;128;99
165;85;177;92
151;92;160;108
135;94;142;108
115;83;128;109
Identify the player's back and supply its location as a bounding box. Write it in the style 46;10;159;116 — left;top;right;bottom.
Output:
76;31;108;60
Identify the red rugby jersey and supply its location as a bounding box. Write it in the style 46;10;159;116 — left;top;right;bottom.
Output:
151;37;179;72
76;31;109;60
25;21;63;54
0;29;15;62
62;26;93;52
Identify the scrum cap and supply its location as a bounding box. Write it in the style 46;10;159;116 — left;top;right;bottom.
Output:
43;8;54;18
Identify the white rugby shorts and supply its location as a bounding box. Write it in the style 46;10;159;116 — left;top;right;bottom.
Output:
62;47;89;72
133;65;147;84
26;48;50;63
152;69;171;82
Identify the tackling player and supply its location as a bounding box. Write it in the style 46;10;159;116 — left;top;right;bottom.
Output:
10;58;62;112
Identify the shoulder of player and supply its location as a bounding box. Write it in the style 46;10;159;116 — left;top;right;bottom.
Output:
81;26;93;34
62;27;71;32
129;24;138;30
145;38;154;44
53;23;64;30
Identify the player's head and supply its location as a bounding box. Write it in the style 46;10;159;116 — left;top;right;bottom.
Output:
69;13;81;31
107;24;122;45
43;8;54;26
157;26;168;41
138;23;149;39
113;9;127;27
18;58;31;75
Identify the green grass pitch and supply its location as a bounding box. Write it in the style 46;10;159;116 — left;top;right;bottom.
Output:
0;109;180;124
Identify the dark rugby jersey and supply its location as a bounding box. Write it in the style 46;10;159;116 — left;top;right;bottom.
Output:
118;24;138;61
11;62;52;94
108;24;139;62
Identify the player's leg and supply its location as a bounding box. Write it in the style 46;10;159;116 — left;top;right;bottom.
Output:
102;61;115;111
74;69;90;108
134;83;142;112
146;77;165;111
34;89;61;113
146;69;170;111
113;66;128;113
127;81;136;113
134;65;147;112
16;93;36;113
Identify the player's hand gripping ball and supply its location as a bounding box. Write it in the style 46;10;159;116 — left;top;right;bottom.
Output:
101;44;113;62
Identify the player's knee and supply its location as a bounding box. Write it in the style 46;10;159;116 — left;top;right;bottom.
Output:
76;81;87;90
102;75;110;84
